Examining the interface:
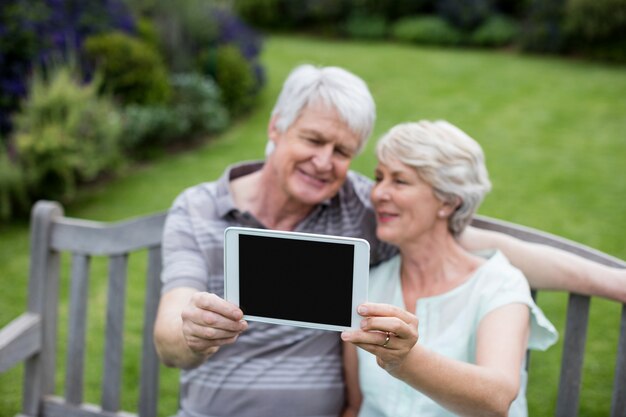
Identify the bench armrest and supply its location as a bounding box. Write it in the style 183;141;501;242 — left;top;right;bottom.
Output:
0;313;42;373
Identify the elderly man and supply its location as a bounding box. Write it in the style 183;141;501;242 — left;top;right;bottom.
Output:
154;64;625;417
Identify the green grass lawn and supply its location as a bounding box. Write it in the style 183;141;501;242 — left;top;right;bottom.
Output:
1;35;625;416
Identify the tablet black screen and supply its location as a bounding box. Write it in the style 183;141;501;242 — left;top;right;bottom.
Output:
238;234;354;327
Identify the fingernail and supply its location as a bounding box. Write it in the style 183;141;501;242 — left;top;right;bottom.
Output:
358;305;367;315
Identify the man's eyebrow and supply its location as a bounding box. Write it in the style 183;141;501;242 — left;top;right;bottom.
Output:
300;128;324;138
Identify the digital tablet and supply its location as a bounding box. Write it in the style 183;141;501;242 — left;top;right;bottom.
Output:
224;227;370;332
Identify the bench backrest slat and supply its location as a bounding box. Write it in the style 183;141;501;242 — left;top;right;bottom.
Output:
23;203;63;416
139;246;163;417
65;253;91;405
51;214;166;255
611;305;626;417
102;254;128;412
556;294;590;417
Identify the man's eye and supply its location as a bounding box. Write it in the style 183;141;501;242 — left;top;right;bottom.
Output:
335;148;351;158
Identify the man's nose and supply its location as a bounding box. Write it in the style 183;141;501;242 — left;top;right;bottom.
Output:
312;145;333;170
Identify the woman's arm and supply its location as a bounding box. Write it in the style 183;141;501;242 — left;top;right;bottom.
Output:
342;302;529;417
341;342;363;417
459;226;626;302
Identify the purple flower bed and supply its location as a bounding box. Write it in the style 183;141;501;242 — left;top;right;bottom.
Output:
0;0;136;138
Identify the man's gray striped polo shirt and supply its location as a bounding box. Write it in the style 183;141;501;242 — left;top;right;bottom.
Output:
162;161;396;417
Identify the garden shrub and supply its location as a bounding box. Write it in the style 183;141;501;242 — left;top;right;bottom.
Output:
519;0;567;53
234;0;286;29
84;31;171;105
491;0;528;18
121;105;187;155
391;16;463;46
150;0;219;73
12;64;124;201
343;12;388;39
146;1;264;110
471;14;520;47
169;73;229;137
0;143;28;221
286;0;348;28
211;7;265;97
122;73;229;157
0;0;135;139
437;0;493;31
351;0;435;21
564;0;626;63
213;45;257;116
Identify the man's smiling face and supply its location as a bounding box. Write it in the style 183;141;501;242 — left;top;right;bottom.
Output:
268;102;361;207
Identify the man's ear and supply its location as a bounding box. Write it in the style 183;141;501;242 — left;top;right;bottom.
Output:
268;115;280;144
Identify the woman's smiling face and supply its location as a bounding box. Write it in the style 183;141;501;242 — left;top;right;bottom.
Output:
371;160;443;247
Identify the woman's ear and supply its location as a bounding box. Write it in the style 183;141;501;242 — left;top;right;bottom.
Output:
438;198;461;218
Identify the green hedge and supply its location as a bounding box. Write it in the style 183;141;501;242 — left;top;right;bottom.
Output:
84;31;171;105
12;64;124;204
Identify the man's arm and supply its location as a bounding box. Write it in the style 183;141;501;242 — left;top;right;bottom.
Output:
459;226;626;302
154;287;248;370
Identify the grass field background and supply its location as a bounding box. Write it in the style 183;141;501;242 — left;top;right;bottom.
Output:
1;35;625;416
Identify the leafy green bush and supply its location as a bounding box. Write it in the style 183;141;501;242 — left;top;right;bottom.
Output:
0;0;136;138
170;73;229;137
84;31;171;105
13;64;124;200
350;0;434;21
0;143;27;220
437;0;492;31
471;14;520;47
150;0;219;73
564;0;626;62
211;45;257;116
121;105;187;154
143;1;265;111
519;0;567;53
343;12;388;39
391;15;463;46
122;73;229;157
234;0;285;29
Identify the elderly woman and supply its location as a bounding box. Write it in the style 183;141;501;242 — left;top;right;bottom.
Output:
341;121;557;417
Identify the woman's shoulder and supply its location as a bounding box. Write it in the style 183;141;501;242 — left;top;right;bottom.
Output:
473;250;529;292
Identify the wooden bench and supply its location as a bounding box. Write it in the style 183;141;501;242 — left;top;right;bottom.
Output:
0;200;624;417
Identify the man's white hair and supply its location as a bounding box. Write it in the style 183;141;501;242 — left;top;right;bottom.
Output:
266;64;376;155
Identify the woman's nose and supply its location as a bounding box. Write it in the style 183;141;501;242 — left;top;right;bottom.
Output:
371;182;389;201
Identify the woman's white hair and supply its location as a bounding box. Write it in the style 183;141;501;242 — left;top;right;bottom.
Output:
267;64;376;154
376;120;492;236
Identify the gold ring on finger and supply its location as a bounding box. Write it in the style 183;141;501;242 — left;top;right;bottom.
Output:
382;331;391;348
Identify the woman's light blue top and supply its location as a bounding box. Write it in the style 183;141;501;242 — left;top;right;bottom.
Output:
358;250;558;417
